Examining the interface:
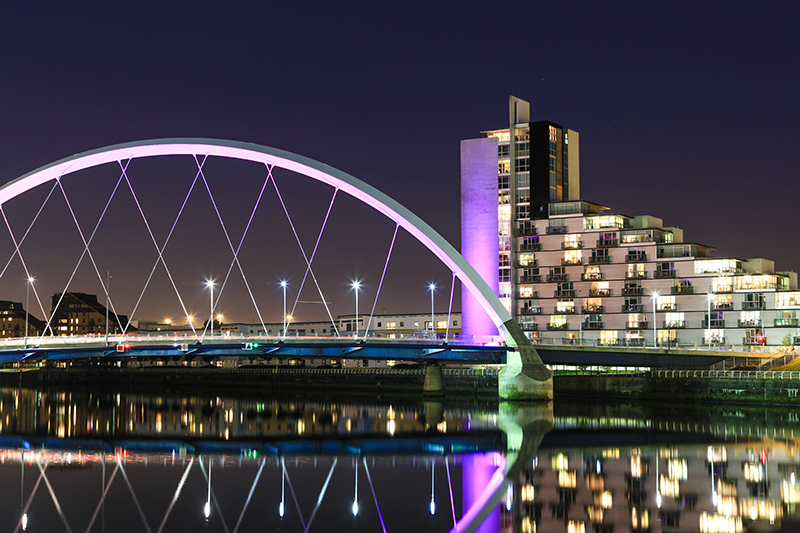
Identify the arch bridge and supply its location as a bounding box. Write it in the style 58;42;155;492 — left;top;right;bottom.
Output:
0;139;551;399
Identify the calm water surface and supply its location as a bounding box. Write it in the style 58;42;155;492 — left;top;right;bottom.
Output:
0;385;798;532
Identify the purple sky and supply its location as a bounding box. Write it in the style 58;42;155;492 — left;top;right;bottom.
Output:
1;2;798;325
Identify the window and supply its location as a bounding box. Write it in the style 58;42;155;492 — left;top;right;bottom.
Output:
386;322;396;330
656;295;676;311
514;158;530;173
664;312;684;328
453;320;458;326
377;322;382;327
556;300;575;313
498;144;509;157
400;322;404;327
498;175;509;189
498;160;510;174
436;321;447;329
777;292;800;307
712;277;733;292
518;253;536;266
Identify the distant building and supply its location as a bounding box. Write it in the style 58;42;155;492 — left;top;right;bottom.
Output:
461;96;799;346
50;292;134;336
220;312;462;339
0;300;45;338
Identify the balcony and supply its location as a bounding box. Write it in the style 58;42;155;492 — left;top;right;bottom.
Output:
743;337;766;345
654;270;676;278
702;319;726;328
546;274;568;282
671;285;694;295
520;306;542;315
707;337;726;345
663;320;685;329
738;320;761;328
742;301;765;310
659;303;677;311
519;322;538;331
625;253;647;263
519;242;541;252
517;290;539;299
581;273;603;281
775;318;799;327
626;321;649;330
558;308;577;314
583;304;604;313
622;287;644;296
714;285;733;293
562;258;583;266
561;241;583;250
589;288;611;297
615;338;646;347
547;323;568;331
520;275;541;283
515;224;537;236
589;256;611;264
584;322;604;330
621;304;645;313
546;226;567;235
516;259;538;268
626;271;648;279
712;302;732;311
555;289;576;298
596;239;618;248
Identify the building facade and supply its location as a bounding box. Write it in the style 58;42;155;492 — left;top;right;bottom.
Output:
50;292;130;336
0;300;45;338
461;97;798;346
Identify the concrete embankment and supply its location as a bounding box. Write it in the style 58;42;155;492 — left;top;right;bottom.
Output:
555;374;800;405
3;367;500;397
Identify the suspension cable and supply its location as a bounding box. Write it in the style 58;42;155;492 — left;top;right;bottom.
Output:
363;224;399;340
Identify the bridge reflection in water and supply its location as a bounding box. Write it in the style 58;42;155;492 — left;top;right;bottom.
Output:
0;387;799;532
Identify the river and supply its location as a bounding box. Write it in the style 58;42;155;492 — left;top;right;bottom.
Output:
0;384;796;532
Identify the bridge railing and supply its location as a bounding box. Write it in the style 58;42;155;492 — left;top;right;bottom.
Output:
651;369;800;380
0;332;504;349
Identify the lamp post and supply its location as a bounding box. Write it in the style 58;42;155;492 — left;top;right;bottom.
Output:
352;459;359;516
651;292;659;348
429;283;436;339
206;281;215;338
280;281;287;340
24;277;33;349
352;281;360;338
430;458;436;515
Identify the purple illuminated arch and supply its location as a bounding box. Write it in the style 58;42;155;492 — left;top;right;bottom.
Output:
0;138;517;343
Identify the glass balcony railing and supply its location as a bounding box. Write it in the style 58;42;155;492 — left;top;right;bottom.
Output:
621;287;644;296
712;302;732;310
561;258;582;266
775;318;799;327
621;304;645;313
546;274;568;282
671;285;694;295
561;242;583;250
626;321;649;330
596;239;618;248
589;256;611;264
742;301;765;310
663;320;685;329
584;322;604;330
625;271;648;279
625;254;647;263
547;323;568;330
654;270;676;278
590;288;611;297
555;289;576;298
581;273;603;281
520;307;542;315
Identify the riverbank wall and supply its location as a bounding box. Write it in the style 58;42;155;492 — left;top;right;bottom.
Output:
554;374;800;405
4;367;500;397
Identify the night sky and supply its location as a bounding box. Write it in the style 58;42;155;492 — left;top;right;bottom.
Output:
1;1;798;325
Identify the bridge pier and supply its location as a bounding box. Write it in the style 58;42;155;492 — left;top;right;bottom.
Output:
422;364;444;397
498;319;553;401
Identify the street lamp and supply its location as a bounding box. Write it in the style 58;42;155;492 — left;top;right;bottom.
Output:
651;292;659;348
25;277;34;349
351;281;361;338
206;281;215;338
280;281;288;340
352;458;359;516
428;283;436;339
430;458;436;515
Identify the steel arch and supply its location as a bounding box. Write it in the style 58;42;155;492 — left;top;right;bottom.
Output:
0;139;517;344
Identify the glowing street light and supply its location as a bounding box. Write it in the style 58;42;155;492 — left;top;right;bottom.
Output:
206;281;215;338
204;456;212;519
352;459;359;516
280;281;288;340
279;457;286;518
430;458;436;515
24;277;34;349
351;280;361;338
428;283;436;339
